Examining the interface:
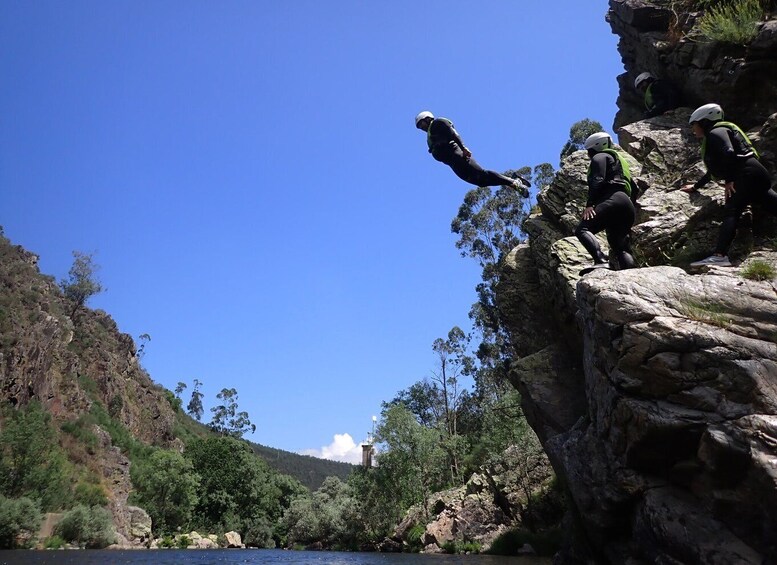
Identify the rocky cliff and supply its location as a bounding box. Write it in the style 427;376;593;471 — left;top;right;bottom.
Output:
496;2;777;563
0;235;179;542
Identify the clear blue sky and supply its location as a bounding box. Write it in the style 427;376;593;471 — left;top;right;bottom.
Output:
1;1;623;463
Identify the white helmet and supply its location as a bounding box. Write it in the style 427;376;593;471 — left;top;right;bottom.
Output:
584;132;612;152
689;103;723;124
415;110;434;127
634;72;654;89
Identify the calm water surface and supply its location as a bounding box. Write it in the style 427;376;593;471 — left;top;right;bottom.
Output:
0;549;551;565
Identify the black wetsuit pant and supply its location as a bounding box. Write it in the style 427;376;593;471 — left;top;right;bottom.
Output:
575;190;636;269
715;157;777;255
433;146;514;187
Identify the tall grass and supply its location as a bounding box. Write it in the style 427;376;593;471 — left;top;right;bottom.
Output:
698;0;765;44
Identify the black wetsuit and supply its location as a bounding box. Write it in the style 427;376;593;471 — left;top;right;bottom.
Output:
693;124;777;255
427;118;514;187
643;79;681;118
575;151;636;269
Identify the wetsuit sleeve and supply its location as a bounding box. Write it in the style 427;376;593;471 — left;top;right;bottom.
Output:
693;171;712;190
586;153;611;207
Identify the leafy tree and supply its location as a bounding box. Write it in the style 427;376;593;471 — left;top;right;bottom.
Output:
187;379;204;421
174;381;187;399
0;495;41;549
130;449;200;534
451;183;528;403
0;402;70;510
209;387;256;438
282;476;361;550
532;162;556;193
373;404;448;518
59;251;104;317
54;505;115;548
136;333;151;360
559;118;604;163
185;436;281;533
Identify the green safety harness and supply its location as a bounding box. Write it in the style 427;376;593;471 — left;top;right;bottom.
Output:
701;121;759;162
588;147;633;197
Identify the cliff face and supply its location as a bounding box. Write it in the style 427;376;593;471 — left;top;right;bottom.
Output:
0;233;179;540
609;0;777;130
497;2;777;562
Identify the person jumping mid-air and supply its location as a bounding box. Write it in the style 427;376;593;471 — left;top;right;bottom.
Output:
415;111;529;194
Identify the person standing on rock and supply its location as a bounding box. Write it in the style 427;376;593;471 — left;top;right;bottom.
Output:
415;111;529;194
682;103;777;267
634;72;681;118
575;132;637;273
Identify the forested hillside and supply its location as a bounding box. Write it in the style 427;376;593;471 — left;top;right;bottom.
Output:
249;443;353;490
0;229;350;548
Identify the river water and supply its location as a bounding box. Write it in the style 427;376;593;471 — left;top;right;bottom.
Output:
0;549;552;565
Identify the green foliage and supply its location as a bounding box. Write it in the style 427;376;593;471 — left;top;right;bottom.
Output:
282;476;361;550
0;495;42;549
130;449;200;535
164;390;182;412
242;515;276;548
59;250;104;316
249;441;353;491
88;401;153;462
209;387;256;438
177;534;191;548
158;534;176;548
54;505;115;548
741;259;776;281
442;539;481;554
374;404;449;515
697;0;765;44
43;535;66;549
451;185;526;277
74;481;108;507
559;118;604;163
187;378;205;421
0;402;71;510
185;436;282;533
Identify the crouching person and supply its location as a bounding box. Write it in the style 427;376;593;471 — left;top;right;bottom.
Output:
575;132;637;273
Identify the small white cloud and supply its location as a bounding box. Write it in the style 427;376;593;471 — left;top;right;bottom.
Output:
301;433;363;464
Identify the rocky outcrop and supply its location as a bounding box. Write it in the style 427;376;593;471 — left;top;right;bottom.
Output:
609;0;777;130
0;234;179;541
392;444;554;553
497;101;777;561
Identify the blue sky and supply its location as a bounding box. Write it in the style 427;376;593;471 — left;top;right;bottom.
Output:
1;1;623;463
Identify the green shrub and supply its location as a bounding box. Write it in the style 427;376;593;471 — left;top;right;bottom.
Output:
741;259;776;281
158;534;175;548
54;505;115;548
441;539;481;554
43;535;66;549
0;401;72;510
0;495;42;549
698;0;765;44
177;534;191;548
74;482;108;507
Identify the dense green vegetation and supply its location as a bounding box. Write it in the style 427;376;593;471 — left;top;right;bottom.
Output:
697;0;766;44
